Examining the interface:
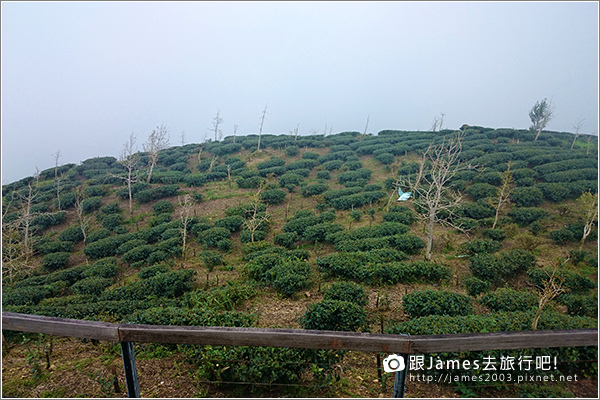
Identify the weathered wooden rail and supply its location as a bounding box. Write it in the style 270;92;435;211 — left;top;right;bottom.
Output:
2;312;598;397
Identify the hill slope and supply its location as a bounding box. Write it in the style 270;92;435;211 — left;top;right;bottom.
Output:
2;126;598;397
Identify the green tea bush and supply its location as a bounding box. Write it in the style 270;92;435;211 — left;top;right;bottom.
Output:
557;294;598;317
274;232;299;249
382;208;416;226
459;239;502;255
58;225;84;243
299;300;369;332
527;268;596;294
469;249;536;283
42;252;70;272
134;185;179;203
122;244;155;265
464;276;492;297
152;200;174;214
285;145;299;157
257;157;286;170
184;173;207;187
316;170;331;180
321;160;344;171
116;238;147;255
82;257;118;279
303;222;343;243
507;207;549;227
260;188;287;205
481;228;506;241
81;196;102;214
84;185;107;197
40;240;75;255
403;290;474;318
138;264;169;279
214;215;244;232
200;250;224;271
548;228;576;244
301;183;329;197
323;281;368;306
510;186;544;207
201;227;231;248
101;213;123;230
479;288;537;312
387;233;426;254
302;151;320;160
278;173;303;189
71;277;114;296
101;270;195;301
466;183;498;201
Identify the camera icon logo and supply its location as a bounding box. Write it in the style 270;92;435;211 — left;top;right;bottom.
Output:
382;354;406;373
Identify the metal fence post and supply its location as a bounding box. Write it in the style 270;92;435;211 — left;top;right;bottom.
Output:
120;341;140;398
392;353;408;398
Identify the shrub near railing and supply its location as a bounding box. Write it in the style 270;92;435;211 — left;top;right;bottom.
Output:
387;309;598;377
317;253;450;285
403;290;474;318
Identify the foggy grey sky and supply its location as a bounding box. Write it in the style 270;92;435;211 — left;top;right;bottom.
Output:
2;1;598;185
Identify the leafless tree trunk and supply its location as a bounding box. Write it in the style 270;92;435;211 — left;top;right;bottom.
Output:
257;105;268;152
399;132;473;260
116;132;139;215
226;164;232;188
243;185;270;242
180;130;186;146
73;187;91;243
212;110;223;142
361;115;370;140
491;163;513;229
233;124;238;143
294;123;299;142
208;155;218;173
143;124;169;183
178;194;195;259
576;191;598;249
532;265;566;330
571;117;584;149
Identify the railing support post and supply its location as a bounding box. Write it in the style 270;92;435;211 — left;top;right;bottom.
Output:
392;353;408;398
120;341;140;398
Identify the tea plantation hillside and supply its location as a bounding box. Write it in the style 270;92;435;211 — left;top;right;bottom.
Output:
2;126;598;397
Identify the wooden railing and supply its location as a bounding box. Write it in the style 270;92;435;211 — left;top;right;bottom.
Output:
3;312;598;397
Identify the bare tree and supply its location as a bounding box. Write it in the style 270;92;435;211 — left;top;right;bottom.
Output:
491;163;514;229
243;185;270;243
361;115;370;140
116;132;139;214
399;132;473;260
431;112;446;132
178;194;195;259
212;110;223;142
143;124;169;183
294;123;299;142
208;155;219;173
2;193;33;284
570;117;585;150
257;104;268;152
575;191;598;249
180;130;186;146
2;172;40;282
73;187;91;243
51;150;63;210
532;264;566;330
233;124;238;143
529;98;555;141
